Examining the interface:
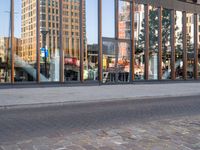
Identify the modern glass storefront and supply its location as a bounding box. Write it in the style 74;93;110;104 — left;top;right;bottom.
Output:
0;0;200;85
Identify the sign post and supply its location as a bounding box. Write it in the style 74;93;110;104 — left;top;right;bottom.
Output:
40;28;49;77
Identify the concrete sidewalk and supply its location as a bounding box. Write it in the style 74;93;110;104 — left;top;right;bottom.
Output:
0;83;200;108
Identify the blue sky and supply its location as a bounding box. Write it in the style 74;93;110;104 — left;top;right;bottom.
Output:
0;0;115;43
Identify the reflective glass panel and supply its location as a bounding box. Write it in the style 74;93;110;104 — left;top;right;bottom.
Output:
102;0;114;38
186;13;194;79
149;6;158;80
135;4;145;80
40;0;60;82
198;15;200;78
14;0;36;82
84;0;98;81
63;0;80;81
162;9;171;80
0;1;11;83
102;40;116;83
117;41;130;82
118;0;131;39
175;11;183;79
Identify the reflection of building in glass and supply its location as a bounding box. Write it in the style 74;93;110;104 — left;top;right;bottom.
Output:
86;44;98;80
186;13;194;45
0;37;21;82
186;13;195;78
0;37;21;63
134;4;145;80
21;0;86;81
2;0;200;85
175;11;184;79
199;15;200;47
134;4;144;43
21;0;37;63
0;37;9;63
21;0;84;60
117;2;131;81
87;44;98;65
119;2;131;39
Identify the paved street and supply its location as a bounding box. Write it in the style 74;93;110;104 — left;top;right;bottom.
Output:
0;95;200;149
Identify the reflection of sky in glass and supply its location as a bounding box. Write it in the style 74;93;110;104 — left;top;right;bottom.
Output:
175;11;183;46
14;0;22;38
102;0;114;38
0;0;115;41
86;0;98;44
0;0;21;37
0;1;11;37
186;13;194;44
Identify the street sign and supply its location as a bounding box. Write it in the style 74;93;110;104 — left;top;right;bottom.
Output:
40;48;49;58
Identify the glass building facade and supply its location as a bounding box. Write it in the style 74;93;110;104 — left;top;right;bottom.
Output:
0;0;200;85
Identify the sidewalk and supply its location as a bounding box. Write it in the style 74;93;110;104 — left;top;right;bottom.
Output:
0;82;200;108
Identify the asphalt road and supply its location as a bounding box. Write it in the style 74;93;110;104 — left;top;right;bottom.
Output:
0;95;200;144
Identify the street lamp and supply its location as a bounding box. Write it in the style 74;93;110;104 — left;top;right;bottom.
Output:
40;27;49;77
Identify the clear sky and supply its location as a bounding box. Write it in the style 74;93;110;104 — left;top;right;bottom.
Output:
0;0;115;43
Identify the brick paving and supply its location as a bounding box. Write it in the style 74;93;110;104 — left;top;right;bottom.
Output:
1;115;199;150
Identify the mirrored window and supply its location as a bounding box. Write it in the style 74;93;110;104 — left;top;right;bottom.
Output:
63;0;80;81
102;0;115;38
39;0;60;82
102;40;116;83
162;9;172;80
186;13;194;79
118;0;131;39
198;15;200;78
175;11;183;79
84;0;98;81
0;1;11;83
148;6;158;80
117;41;130;82
134;4;145;80
14;0;37;82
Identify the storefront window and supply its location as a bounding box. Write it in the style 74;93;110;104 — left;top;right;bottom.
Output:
118;0;131;40
162;9;172;79
148;6;158;80
63;0;80;81
1;0;200;85
198;15;200;78
175;11;183;79
135;4;145;80
102;40;116;83
117;41;130;82
40;0;60;82
14;0;37;82
0;1;11;83
117;0;131;82
186;13;194;79
102;0;115;38
84;0;98;81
